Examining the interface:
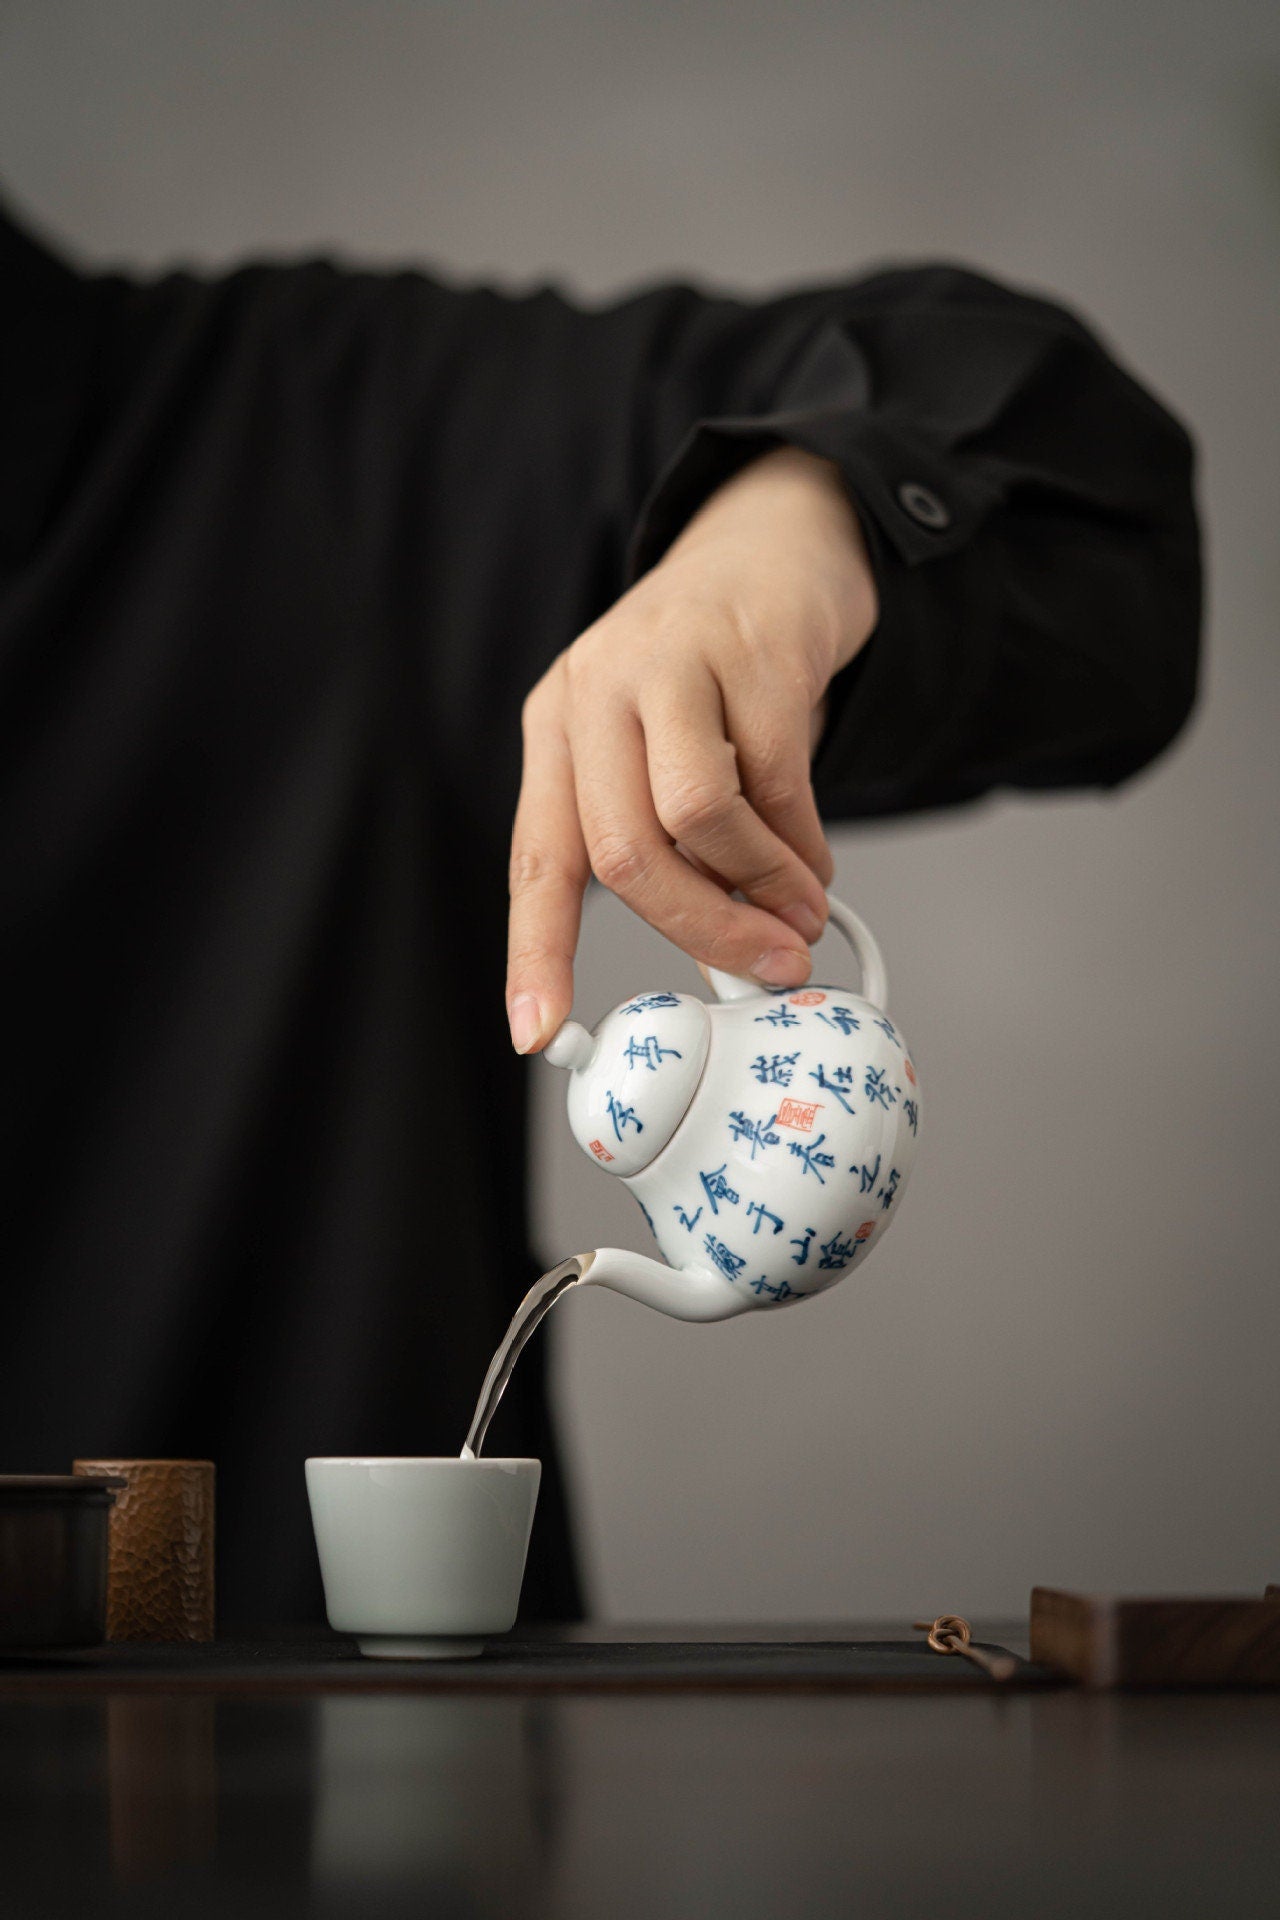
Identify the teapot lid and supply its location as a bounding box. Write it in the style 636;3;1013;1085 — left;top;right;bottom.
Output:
552;991;711;1177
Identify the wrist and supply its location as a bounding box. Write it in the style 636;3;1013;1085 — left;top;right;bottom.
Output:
666;445;879;675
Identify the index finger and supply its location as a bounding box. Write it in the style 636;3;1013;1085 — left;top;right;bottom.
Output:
507;700;590;1054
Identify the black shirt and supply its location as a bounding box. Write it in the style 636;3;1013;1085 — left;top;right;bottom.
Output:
0;206;1199;1623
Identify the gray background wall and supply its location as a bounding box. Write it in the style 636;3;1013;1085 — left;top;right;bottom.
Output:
2;0;1276;1620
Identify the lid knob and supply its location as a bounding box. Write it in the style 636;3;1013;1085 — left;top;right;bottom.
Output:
544;1021;597;1071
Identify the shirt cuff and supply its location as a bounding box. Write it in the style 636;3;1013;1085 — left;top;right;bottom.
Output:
623;316;1004;586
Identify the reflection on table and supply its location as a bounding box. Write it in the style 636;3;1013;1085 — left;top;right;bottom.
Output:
0;1637;1277;1917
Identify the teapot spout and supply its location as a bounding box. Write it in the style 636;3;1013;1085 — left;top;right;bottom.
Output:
580;1247;751;1322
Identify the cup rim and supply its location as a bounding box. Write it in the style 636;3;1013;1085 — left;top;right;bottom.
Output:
304;1455;540;1467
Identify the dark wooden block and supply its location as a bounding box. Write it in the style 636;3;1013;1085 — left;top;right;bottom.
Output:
1031;1586;1280;1688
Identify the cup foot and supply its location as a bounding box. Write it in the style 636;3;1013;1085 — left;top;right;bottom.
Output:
355;1635;486;1660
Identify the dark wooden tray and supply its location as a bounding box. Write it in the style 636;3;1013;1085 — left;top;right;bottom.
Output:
0;1634;1056;1695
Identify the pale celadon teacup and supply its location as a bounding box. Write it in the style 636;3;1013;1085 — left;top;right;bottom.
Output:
305;1457;541;1659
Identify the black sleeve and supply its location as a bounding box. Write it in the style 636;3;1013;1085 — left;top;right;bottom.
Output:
101;247;1195;827
601;263;1201;819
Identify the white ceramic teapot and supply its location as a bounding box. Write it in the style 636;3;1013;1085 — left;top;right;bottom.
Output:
545;897;919;1321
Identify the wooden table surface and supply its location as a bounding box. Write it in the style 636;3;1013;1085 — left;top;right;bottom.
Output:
2;1623;1277;1918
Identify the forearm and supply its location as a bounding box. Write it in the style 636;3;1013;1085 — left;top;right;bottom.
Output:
501;260;1199;1043
618;265;1200;815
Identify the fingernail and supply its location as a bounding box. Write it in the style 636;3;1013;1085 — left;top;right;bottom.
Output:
508;993;544;1054
778;902;825;945
750;947;810;988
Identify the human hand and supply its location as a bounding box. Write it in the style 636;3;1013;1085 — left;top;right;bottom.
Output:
506;445;878;1054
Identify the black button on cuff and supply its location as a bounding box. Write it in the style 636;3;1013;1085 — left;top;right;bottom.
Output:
896;480;951;531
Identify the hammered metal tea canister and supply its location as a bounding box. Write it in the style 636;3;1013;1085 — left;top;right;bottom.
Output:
73;1459;215;1642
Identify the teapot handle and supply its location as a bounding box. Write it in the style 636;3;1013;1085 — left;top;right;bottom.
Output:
704;893;889;1011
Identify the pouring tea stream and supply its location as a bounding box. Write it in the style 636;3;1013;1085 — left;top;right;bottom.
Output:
463;895;919;1455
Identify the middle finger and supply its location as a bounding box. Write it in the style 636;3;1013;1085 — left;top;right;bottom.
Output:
573;698;814;985
639;668;828;945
